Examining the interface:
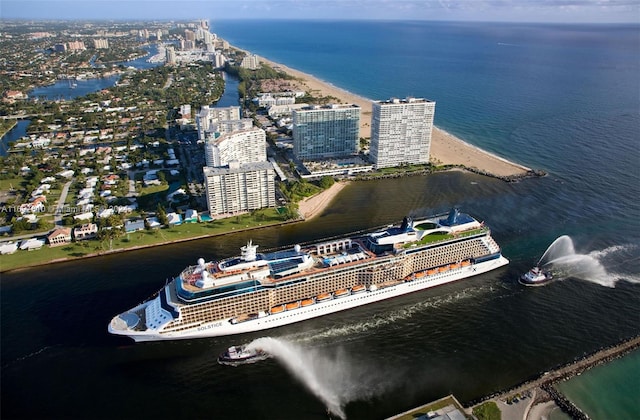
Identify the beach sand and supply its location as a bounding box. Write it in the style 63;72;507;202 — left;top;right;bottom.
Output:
297;181;349;220
256;55;531;178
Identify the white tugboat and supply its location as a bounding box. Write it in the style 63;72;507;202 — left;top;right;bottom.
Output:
520;266;553;286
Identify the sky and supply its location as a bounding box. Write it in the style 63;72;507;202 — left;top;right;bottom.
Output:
1;0;639;23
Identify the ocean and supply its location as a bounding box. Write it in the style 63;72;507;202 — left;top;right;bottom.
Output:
1;21;639;419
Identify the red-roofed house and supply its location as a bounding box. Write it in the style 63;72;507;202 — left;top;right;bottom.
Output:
48;228;72;247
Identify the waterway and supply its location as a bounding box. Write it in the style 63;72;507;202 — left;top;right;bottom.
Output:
555;349;640;419
0;119;30;157
1;21;639;419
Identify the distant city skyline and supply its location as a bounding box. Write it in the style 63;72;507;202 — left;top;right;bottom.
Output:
1;0;639;23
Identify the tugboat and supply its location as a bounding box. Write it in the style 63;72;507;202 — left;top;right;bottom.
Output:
519;266;553;286
217;345;268;366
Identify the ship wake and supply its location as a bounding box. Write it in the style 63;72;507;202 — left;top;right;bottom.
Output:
282;283;496;345
245;337;396;419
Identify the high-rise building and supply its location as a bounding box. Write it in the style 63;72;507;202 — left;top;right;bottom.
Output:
292;104;360;160
203;161;276;215
67;40;86;51
213;51;226;68
369;97;435;168
196;105;251;140
204;127;266;167
93;38;109;49
165;46;176;65
240;54;260;70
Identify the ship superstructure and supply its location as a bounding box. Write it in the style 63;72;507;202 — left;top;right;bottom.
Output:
109;209;508;342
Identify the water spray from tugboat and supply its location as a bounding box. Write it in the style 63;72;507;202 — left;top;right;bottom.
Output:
536;235;636;287
244;337;395;419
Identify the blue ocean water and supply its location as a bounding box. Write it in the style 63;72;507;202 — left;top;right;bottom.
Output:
556;349;640;420
2;21;640;420
215;18;640;264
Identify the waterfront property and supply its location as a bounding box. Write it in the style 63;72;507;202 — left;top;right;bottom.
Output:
370;97;435;169
292;104;360;160
203;161;276;216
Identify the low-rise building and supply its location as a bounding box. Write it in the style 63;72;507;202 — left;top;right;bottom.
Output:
48;228;72;247
73;223;98;241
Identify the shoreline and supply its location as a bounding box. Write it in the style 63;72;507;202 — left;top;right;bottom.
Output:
254;53;533;178
466;335;640;419
297;181;349;220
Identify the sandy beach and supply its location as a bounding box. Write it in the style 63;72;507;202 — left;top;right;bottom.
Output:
256;55;531;178
297;181;349;220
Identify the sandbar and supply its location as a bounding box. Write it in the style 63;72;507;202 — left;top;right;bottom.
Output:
255;54;531;178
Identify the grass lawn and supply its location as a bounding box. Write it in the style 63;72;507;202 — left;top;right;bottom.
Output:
0;177;25;192
0;208;292;272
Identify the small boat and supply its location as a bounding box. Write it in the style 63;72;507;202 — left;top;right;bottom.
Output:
301;298;315;307
218;345;268;366
351;284;366;294
270;305;285;314
316;292;332;302
285;301;301;311
438;265;450;273
334;288;350;298
520;266;553;286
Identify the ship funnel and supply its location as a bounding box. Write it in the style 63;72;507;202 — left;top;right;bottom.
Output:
400;216;413;231
241;240;259;262
446;208;460;225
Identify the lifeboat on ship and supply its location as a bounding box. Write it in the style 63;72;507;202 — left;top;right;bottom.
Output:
270;305;285;314
316;292;332;302
438;265;450;273
301;298;315;307
461;260;471;267
427;269;437;276
285;301;301;311
450;263;461;270
351;284;366;294
415;271;426;278
334;288;350;298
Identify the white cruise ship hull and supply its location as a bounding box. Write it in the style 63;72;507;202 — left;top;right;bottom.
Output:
111;256;508;342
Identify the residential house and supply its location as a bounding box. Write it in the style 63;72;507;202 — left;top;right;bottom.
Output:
73;223;98;241
48;228;72;247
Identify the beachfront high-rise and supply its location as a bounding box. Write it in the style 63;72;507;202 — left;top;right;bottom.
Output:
370;97;435;169
292;104;360;160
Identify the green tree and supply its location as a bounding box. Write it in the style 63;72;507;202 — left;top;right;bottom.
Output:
318;176;335;189
156;203;168;225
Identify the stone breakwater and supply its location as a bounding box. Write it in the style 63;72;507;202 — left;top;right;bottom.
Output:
466;335;640;417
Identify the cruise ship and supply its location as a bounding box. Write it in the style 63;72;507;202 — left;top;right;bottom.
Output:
108;209;509;342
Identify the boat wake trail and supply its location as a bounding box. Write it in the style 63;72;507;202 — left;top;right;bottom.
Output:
246;337;396;419
282;284;494;345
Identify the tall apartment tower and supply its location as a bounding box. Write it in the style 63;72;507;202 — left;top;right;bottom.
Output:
203;162;276;215
196;105;252;142
165;46;176;65
369;97;435;169
204;127;266;167
292;104;360;160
